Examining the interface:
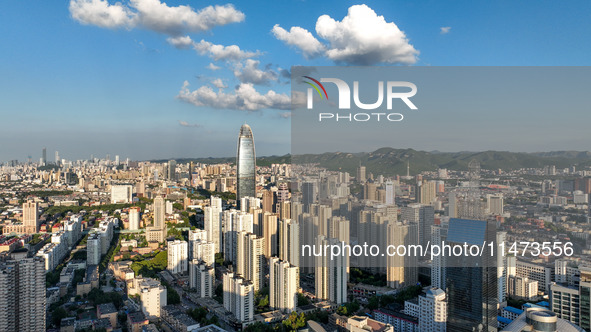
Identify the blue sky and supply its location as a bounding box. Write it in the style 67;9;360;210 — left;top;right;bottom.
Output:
1;0;591;162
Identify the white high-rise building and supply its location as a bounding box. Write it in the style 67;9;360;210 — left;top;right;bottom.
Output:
204;197;223;253
223;210;253;265
385;181;395;205
189;260;214;298
419;287;447;332
136;278;167;318
315;236;347;304
111;184;133;204
430;224;447;290
237;232;264;292
129;207;141;231
269;257;298;313
279;219;300;269
190;240;215;267
223;272;254;323
154;195;166;229
167;240;188;274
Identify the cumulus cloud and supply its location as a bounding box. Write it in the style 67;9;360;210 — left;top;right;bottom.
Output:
271;24;325;58
166;35;193;49
211;78;227;89
272;4;419;65
440;26;451;34
179;120;202;127
69;0;244;35
177;81;290;111
207;63;221;70
69;0;136;28
193;39;258;61
233;59;278;85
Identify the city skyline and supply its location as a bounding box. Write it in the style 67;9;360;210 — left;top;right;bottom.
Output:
3;2;591;161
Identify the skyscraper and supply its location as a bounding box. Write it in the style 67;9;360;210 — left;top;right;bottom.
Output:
236;124;256;206
0;257;46;332
154;195;165;229
168;160;176;181
445;218;497;332
204;196;222;253
41;147;46;166
237;232;264;292
23;201;39;234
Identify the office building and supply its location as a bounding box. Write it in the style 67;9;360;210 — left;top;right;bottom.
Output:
236;124;256;206
401;203;434;248
445;218;497;332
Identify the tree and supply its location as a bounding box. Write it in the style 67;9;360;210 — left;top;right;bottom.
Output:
368;296;379;310
52;307;68;326
282;312;306;331
297;293;310;306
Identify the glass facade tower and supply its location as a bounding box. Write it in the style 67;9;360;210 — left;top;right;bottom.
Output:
236;124;256;206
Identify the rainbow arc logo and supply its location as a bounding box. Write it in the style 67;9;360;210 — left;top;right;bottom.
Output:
302;76;328;100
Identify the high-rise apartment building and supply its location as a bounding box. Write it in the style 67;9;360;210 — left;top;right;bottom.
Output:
315;236;347;304
189;260;214;298
128;207;141;231
0;257;46;332
22;201;39;234
167;240;188;275
269;257;298;313
204;196;223;253
419;287;447;332
387;221;418;289
237;232;264;292
223;272;254;323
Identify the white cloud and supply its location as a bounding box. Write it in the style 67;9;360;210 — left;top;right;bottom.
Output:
179;120;202;127
69;0;136;28
440;26;451;34
271;24;325;58
207;63;221;70
177;81;290;111
233;59;278;85
272;4;419;65
211;78;227;89
69;0;244;35
166;35;193;49
193;39;258;61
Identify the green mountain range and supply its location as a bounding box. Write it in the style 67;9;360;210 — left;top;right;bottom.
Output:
156;148;591;177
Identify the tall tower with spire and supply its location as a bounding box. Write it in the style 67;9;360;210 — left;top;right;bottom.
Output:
236;124;256;207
